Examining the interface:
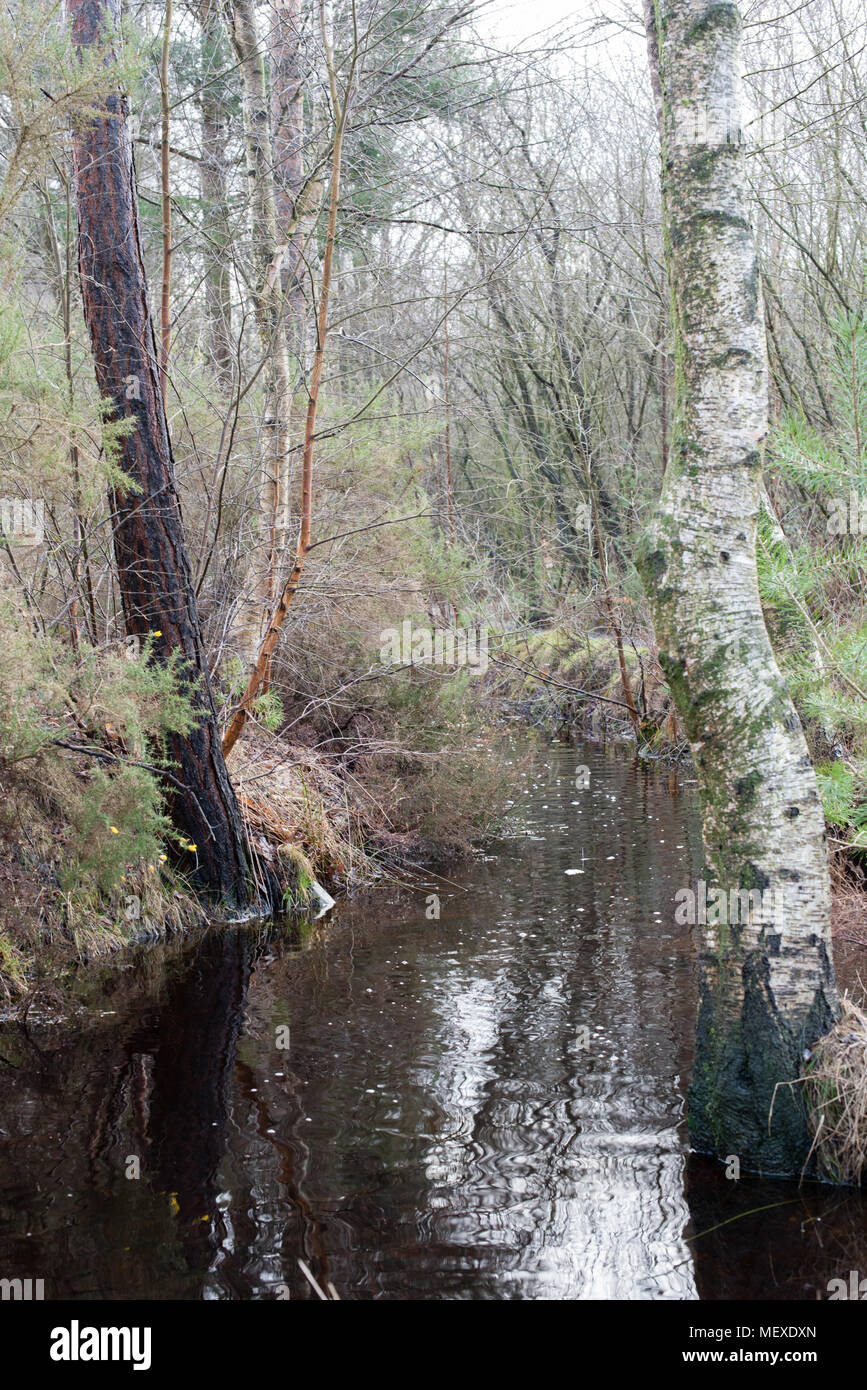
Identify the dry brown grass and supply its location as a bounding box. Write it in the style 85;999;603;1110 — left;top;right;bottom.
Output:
831;861;867;949
804;995;867;1185
228;732;385;888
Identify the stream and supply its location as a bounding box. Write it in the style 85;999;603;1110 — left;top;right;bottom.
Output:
1;738;866;1300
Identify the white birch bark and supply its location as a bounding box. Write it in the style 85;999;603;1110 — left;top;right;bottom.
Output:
224;0;295;670
641;0;838;1174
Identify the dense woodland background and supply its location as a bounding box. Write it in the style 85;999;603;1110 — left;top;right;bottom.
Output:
1;0;866;992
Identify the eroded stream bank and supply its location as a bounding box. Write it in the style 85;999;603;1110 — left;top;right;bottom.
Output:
1;739;866;1300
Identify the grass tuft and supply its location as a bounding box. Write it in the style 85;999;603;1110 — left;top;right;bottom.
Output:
804;995;867;1185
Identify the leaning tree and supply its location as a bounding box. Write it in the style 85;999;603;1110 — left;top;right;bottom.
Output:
67;0;263;913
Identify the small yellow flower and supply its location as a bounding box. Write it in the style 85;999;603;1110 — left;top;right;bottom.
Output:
152;630;162;637
159;854;167;862
187;843;197;852
109;826;119;834
149;865;155;872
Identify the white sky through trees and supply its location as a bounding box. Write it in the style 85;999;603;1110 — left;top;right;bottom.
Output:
479;0;587;45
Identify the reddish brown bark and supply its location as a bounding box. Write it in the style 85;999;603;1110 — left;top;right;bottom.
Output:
67;0;258;911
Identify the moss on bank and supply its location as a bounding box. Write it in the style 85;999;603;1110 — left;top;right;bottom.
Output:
486;626;677;749
0;749;340;1001
0;705;514;1002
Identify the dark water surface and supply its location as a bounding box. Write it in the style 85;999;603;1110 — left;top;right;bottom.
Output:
1;739;866;1300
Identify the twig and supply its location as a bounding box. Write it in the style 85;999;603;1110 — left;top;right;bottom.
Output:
489;653;637;711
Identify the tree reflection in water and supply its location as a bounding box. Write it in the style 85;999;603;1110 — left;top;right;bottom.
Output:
1;742;865;1300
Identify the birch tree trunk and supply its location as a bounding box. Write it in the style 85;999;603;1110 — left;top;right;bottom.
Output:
198;0;234;393
224;0;295;670
220;0;352;758
271;0;307;374
67;0;257;913
269;0;308;655
641;0;839;1174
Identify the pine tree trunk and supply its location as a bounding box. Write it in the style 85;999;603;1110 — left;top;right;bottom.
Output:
67;0;258;913
641;0;838;1173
